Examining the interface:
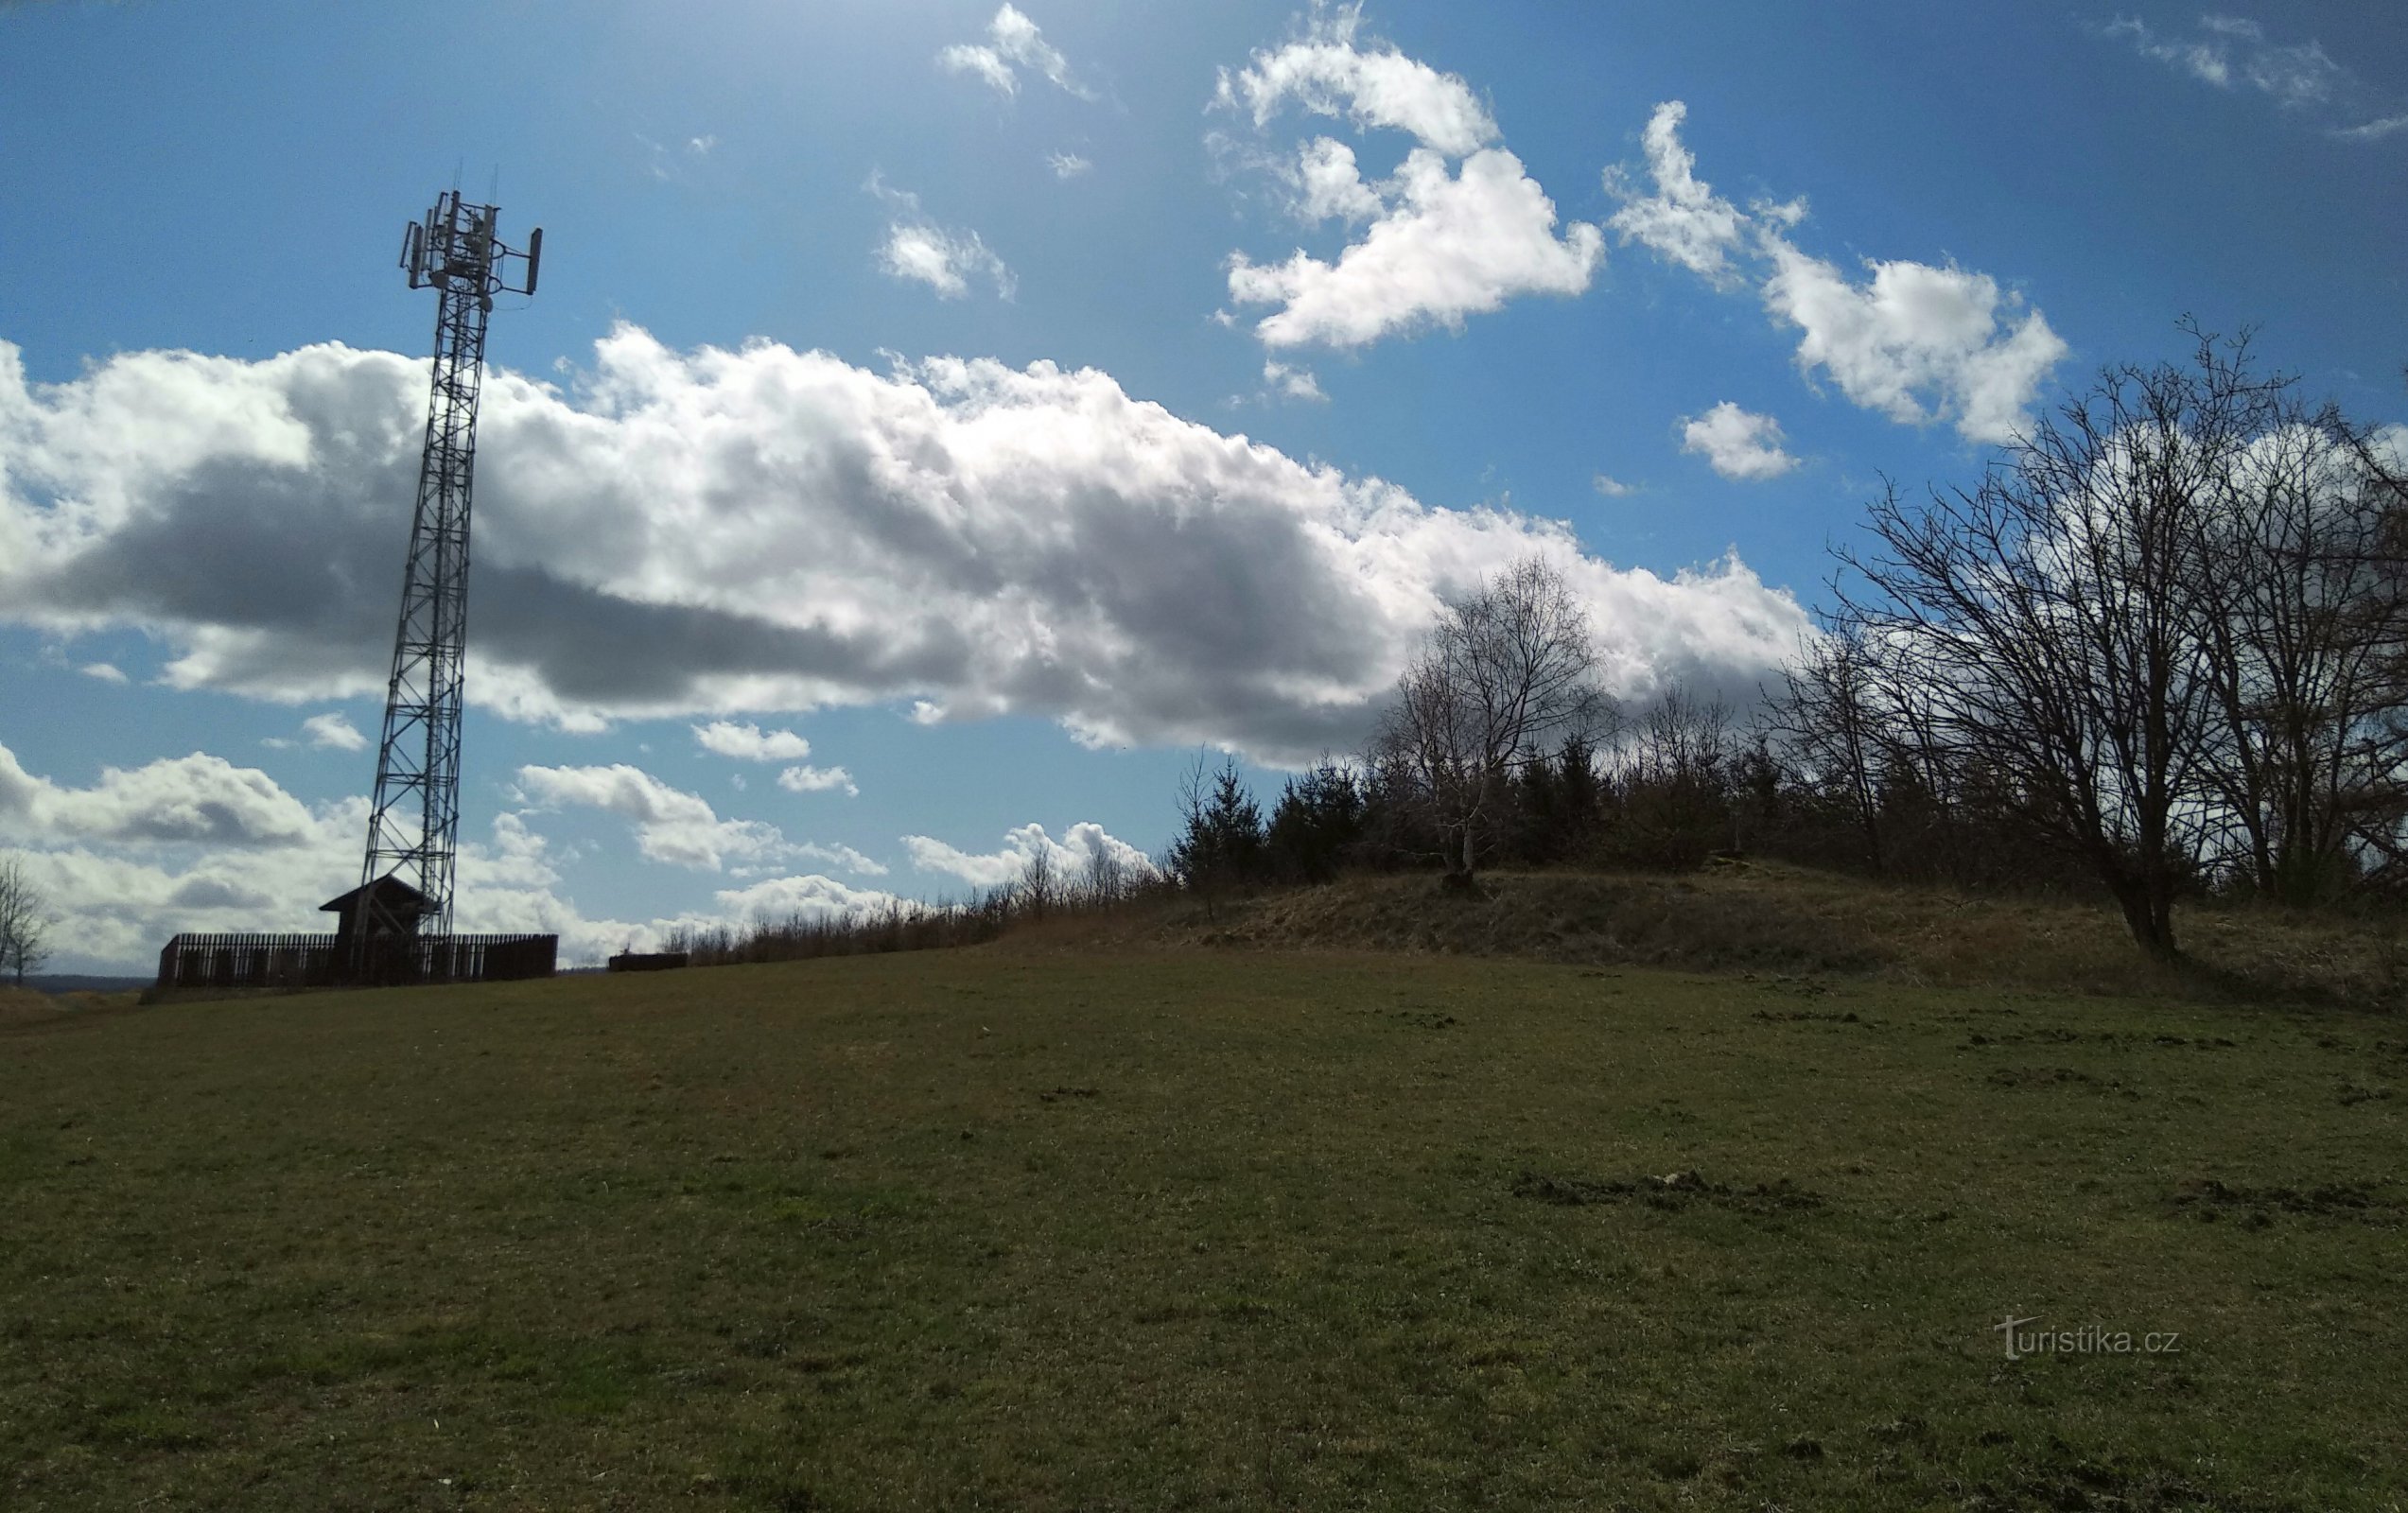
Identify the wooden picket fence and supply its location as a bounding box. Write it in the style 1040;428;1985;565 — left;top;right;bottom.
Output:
154;932;558;992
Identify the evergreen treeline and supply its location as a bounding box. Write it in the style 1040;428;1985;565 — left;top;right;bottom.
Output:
1165;694;2068;899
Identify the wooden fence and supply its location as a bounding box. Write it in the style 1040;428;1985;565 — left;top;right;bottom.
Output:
155;932;558;992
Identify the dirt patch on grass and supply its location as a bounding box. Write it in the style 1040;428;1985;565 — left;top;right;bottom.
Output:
1984;1066;2142;1096
1965;1030;2238;1050
1510;1169;1825;1213
1358;1007;1457;1031
2170;1177;2403;1226
1966;1452;2254;1513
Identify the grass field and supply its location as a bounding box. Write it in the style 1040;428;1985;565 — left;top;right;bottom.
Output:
3;946;2404;1509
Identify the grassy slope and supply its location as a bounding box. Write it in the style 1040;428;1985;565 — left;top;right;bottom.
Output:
1122;863;2408;1008
3;948;2403;1510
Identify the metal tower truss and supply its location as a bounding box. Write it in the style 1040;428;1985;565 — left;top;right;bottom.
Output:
358;191;541;943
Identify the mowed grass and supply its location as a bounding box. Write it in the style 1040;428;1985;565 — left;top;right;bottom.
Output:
3;950;2404;1510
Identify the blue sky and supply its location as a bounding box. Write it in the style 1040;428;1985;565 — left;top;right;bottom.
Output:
2;0;2403;969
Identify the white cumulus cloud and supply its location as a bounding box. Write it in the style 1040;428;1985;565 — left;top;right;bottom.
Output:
902;820;1156;891
1289;137;1385;224
301;711;367;751
1603;101;1750;287
793;842;885;877
0;776;357;968
1228;148;1602;349
712;871;906;923
694;720;813;762
880;223;1014;302
1760;239;2067;444
1681;402;1799;481
776;764;858;797
1214;6;1497;155
0;739;904;973
0;741;318;849
1262;359;1326;403
939;4;1089;99
0;739;374;967
867;175;1014;301
515;762;789;872
1604;99;2066;444
0;326;1813;765
1215;9;1599;349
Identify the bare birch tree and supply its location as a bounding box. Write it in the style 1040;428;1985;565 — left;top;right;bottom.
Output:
1372;557;1610;885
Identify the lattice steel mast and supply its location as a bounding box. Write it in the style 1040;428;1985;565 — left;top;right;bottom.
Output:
359;192;542;939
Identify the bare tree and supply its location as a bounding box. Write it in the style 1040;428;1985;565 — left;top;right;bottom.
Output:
2190;394;2408;901
1768;627;1890;872
1769;623;2002;880
1832;339;2269;961
1625;682;1736;788
2346;425;2408;881
1016;845;1058;921
1081;843;1129;906
0;853;54;987
1372;557;1610;885
1609;680;1739;869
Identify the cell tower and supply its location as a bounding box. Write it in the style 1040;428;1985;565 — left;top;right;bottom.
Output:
358;191;542;943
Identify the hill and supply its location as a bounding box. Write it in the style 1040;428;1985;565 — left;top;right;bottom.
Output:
1082;861;2408;1008
2;946;2401;1508
0;985;140;1026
